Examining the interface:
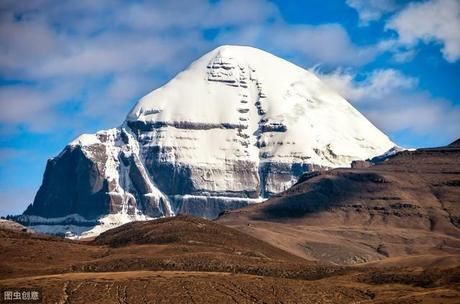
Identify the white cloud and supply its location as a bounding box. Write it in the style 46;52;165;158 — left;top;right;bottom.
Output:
0;0;278;81
386;0;460;62
365;95;460;136
391;48;417;63
0;17;61;75
346;0;398;25
215;23;386;67
117;0;279;31
271;24;380;66
314;68;460;144
32;33;207;78
80;71;160;126
315;68;417;101
0;81;83;132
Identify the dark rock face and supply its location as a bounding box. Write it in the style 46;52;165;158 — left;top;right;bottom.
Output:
127;120;244;132
260;162;322;196
449;138;460;147
22;128;175;222
24;145;110;219
141;145;195;196
123;153;169;217
172;196;254;219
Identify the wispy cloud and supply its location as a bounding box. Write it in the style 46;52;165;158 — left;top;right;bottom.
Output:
269;24;383;66
314;68;460;145
315;68;417;101
346;0;399;25
0;81;83;132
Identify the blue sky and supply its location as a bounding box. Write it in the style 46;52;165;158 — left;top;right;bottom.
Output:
0;0;459;216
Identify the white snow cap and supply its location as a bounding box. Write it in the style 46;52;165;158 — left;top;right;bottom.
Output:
126;45;394;167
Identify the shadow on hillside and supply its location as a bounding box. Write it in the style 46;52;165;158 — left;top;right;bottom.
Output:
255;171;388;219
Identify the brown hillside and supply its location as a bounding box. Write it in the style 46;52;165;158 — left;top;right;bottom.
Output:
2;217;460;303
218;144;460;265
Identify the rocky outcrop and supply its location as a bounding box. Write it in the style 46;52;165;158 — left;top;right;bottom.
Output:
24;145;110;219
351;160;372;169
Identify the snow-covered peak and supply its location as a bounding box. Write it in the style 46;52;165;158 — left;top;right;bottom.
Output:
126;44;394;167
22;45;397;238
127;45;317;124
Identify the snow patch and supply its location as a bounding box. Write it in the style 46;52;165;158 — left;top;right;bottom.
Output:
69;133;100;147
69;210;155;240
21;211;156;239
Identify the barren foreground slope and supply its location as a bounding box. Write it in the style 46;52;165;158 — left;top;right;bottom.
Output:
1;216;460;303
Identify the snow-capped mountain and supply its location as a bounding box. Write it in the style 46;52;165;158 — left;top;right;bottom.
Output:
19;45;395;237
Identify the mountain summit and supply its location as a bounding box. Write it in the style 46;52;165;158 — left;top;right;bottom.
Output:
20;45;395;237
